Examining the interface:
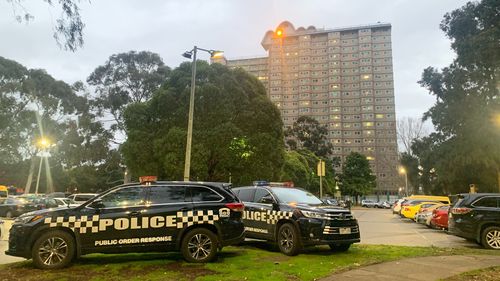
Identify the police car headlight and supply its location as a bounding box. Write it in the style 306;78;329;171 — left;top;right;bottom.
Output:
15;215;44;224
301;210;328;219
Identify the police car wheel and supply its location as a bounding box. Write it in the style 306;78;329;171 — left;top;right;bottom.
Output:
277;223;301;256
181;228;218;263
5;211;13;218
32;230;75;269
329;243;351;252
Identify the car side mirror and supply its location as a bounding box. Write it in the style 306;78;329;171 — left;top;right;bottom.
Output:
260;196;275;204
89;199;105;209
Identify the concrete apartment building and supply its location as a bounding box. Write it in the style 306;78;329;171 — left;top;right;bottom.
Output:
213;21;399;194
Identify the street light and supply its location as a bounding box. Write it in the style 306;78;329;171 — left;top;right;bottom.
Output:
181;46;223;181
399;166;408;196
35;137;53;195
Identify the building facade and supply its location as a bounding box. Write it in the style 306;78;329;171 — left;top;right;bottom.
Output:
213;21;399;193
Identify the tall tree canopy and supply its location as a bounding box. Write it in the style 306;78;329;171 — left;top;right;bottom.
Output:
339;152;376;199
418;0;500;193
122;61;285;185
87;51;170;135
285;115;333;157
0;56;122;193
7;0;86;51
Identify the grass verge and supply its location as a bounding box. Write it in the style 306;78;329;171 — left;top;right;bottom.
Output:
1;242;499;281
441;266;500;281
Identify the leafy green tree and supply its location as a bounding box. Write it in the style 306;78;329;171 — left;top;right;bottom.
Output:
87;51;170;134
418;0;500;193
122;61;285;185
280;149;337;196
0;56;122;193
285;115;333;157
339;152;376;202
7;0;86;51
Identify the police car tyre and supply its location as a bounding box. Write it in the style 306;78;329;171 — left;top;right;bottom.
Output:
329;243;351;252
481;226;500;250
181;228;218;263
277;223;301;256
32;230;75;269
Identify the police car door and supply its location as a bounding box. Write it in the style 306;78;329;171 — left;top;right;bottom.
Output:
79;185;148;252
249;188;275;239
140;185;190;249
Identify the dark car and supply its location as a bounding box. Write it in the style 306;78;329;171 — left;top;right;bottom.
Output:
448;193;500;249
232;184;360;256
6;180;245;269
0;197;39;218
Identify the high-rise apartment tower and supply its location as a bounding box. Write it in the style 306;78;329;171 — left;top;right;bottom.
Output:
213;21;399;193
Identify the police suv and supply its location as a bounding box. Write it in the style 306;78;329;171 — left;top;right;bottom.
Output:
6;178;245;269
233;183;360;255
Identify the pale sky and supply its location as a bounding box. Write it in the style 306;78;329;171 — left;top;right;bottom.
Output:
0;0;469;121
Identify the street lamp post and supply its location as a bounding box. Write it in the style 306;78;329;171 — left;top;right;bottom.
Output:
181;46;223;181
34;137;52;195
399;167;408;197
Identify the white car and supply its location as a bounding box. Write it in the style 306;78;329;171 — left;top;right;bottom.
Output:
53;198;80;208
361;200;377;208
66;193;98;204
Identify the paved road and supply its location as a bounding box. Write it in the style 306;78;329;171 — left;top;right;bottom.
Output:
353;207;479;248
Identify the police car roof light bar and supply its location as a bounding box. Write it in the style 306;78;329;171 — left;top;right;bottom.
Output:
139;176;158;185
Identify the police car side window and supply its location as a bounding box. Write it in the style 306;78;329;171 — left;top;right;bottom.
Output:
148;185;186;204
100;186;146;208
189;186;223;202
237;189;255;202
254;189;272;203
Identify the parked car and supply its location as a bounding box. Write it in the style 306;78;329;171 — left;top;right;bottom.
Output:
375;201;391;209
233;184;360;255
53;198;79;207
401;201;442;220
0;197;39;218
430;205;450;229
448;193;500;249
361;200;377;208
415;203;445;224
46;192;68;199
66;193;98;204
6;180;245;269
392;198;405;214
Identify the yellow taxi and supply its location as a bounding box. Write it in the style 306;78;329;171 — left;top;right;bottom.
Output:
401;201;443;220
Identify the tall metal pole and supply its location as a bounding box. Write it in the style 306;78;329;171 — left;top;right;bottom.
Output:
404;173;408;196
183;46;197;181
35;155;43;195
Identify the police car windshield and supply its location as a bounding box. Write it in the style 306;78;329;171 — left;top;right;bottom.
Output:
272;188;323;205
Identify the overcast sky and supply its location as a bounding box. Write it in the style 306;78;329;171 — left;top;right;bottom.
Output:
0;0;469;121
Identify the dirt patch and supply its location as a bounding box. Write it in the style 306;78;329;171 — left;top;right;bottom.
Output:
443;266;500;281
163;262;217;280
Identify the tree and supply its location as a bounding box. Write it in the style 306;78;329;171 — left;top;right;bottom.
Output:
87;51;170;137
122;61;285;185
7;0;86;51
418;0;500;193
397;116;427;156
0;56;123;193
339;152;376;202
280;149;337;196
285;116;333;157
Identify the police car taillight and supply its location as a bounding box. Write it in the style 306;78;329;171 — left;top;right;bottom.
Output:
225;202;245;212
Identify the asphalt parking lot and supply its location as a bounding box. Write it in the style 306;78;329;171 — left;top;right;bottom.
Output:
0;208;479;265
353;207;479;248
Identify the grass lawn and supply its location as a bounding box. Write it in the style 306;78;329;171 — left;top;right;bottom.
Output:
1;241;498;281
441;266;500;281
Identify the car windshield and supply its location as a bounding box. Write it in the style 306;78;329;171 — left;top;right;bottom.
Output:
271;187;323;205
